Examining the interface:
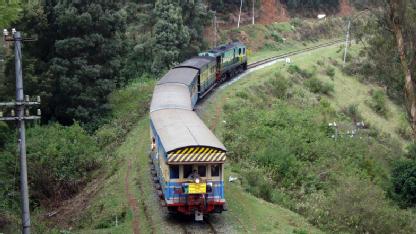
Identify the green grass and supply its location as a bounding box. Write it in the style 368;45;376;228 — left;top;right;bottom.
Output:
280;44;409;148
222;166;323;233
249;38;340;64
198;41;413;233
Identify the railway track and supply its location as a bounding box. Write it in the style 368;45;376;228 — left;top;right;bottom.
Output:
180;218;218;234
247;39;344;69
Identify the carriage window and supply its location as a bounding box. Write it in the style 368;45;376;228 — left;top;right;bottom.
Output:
170;165;179;179
238;48;241;55
183;165;193;178
198;165;206;177
243;48;246;54
211;164;221;177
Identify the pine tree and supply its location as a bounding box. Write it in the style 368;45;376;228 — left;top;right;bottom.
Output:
3;1;127;129
151;0;190;74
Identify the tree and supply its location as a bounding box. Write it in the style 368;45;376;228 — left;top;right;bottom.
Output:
387;0;416;138
151;0;190;74
3;1;127;129
179;0;209;58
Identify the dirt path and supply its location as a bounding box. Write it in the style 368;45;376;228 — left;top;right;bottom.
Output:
125;159;141;234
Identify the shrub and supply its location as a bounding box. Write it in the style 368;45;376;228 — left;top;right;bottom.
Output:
369;90;388;116
397;114;412;140
304;77;334;95
325;66;335;78
391;159;416;207
341;103;361;122
307;177;416;233
287;64;302;75
287;64;314;79
0;123;99;205
267;73;290;99
290;17;302;27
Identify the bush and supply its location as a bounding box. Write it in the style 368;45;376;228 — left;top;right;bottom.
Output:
307;177;416;233
342;103;361;122
304;77;334;95
0;123;99;205
267;73;290;99
287;64;314;79
325;66;335;78
369;90;388;116
397;114;412;140
391;159;416;207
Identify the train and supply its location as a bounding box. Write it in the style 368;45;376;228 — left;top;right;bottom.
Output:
149;41;248;221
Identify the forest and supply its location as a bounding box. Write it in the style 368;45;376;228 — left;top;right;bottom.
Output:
1;0;416;233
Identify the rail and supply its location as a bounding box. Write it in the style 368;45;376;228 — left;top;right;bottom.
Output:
247;39;345;69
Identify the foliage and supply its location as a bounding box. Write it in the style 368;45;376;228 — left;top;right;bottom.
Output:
369;90;388;116
391;159;416;207
306;177;416;233
304;77;334;95
151;0;190;74
95;78;155;150
222;68;413;233
0;123;99;210
3;1;127;130
0;0;23;29
287;64;314;79
325;66;335;78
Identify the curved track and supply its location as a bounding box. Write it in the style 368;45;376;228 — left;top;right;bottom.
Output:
247;39;344;69
151;39;345;233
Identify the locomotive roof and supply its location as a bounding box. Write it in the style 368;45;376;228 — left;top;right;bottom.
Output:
208;41;245;53
150;109;226;153
150;83;192;112
158;67;198;87
175;56;215;70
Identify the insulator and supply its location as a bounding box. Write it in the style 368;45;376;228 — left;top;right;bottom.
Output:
25;109;29;116
37;109;41;116
36;96;41;103
11;109;15;117
25;95;30;102
11;28;16;34
0;111;3;117
3;29;8;36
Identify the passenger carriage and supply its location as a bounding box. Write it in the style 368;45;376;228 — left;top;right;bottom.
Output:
149;41;247;220
150;66;226;221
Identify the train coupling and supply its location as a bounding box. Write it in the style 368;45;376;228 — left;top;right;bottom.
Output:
195;210;203;221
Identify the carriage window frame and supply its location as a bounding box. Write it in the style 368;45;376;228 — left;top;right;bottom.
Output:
238;48;242;55
198;165;206;177
169;165;179;179
211;164;221;177
183;165;193;179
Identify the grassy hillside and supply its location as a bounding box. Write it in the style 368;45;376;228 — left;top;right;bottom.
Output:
197;43;416;233
217;18;347;63
24;77;323;233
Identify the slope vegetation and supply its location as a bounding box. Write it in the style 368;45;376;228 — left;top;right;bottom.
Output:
197;43;416;233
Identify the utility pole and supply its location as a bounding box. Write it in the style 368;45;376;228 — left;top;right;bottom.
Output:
2;29;40;234
213;11;217;47
238;0;243;28
343;19;351;65
252;0;255;24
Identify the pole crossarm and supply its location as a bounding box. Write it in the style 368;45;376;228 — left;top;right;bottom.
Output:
0;116;41;121
0;101;40;106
